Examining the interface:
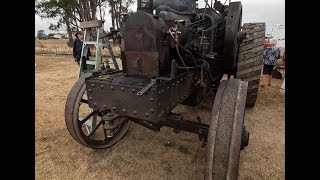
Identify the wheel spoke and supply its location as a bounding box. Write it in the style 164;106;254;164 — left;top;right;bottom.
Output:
88;120;104;138
103;122;108;142
79;110;97;127
80;98;88;104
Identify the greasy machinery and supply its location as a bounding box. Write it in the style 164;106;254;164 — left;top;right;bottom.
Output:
65;0;265;179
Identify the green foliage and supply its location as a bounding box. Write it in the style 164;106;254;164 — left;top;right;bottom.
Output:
37;30;47;39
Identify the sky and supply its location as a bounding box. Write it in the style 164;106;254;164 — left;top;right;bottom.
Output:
35;0;284;36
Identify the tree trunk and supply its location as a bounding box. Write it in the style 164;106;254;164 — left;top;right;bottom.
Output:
89;0;97;20
111;3;115;28
64;17;74;47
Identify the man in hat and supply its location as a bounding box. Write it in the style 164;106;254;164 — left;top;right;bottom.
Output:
261;38;281;87
73;31;91;65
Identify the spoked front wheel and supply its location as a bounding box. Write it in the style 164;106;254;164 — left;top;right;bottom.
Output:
65;73;131;149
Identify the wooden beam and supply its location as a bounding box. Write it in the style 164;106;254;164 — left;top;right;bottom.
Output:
80;20;102;28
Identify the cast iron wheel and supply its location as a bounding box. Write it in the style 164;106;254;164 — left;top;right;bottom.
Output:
236;23;266;107
223;1;242;70
65;73;131;149
204;79;248;180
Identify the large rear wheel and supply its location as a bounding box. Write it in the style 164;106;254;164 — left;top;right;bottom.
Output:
236;23;266;107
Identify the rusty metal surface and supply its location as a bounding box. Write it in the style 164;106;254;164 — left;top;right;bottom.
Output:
125;51;159;76
123;11;168;77
155;72;195;121
223;1;242;70
204;79;248;180
85;72;195;123
86;72;157;122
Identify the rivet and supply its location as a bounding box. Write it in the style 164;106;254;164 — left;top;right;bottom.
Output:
158;91;161;95
150;98;154;102
133;111;137;115
150;109;154;113
181;79;183;81
88;89;91;92
132;89;135;93
103;105;106;108
180;97;183;100
176;99;179;102
145;113;149;117
172;83;175;86
158;103;161;106
113;107;116;110
167;86;169;89
121;87;124;91
122;109;126;113
177;81;179;84
111;86;114;90
91;84;95;87
94;103;97;106
101;85;104;88
89;97;92;100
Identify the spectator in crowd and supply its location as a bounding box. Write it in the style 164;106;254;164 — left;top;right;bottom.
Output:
261;38;281;87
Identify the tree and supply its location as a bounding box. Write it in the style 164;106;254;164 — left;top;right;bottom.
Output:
107;0;134;30
47;33;56;39
36;0;99;47
35;0;132;45
37;30;47;39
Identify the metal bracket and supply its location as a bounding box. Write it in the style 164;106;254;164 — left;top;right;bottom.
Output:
137;79;156;96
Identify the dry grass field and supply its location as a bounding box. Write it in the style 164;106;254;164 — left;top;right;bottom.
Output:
35;54;285;180
35;39;120;56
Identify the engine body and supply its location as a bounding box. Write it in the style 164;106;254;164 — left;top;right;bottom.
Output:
85;0;243;123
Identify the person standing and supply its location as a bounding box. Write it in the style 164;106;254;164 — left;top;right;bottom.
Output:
261;39;280;87
73;32;91;65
